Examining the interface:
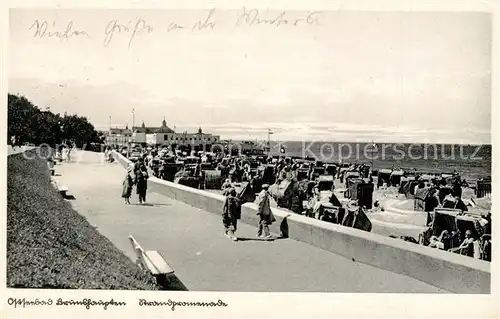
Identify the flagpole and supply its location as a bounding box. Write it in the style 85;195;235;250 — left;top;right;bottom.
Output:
267;128;272;157
132;109;135;130
371;140;375;173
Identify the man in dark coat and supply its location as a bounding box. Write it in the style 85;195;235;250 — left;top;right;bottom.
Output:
452;172;463;198
222;188;241;241
135;160;149;204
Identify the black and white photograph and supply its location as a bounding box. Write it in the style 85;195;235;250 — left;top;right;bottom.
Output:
2;1;498;318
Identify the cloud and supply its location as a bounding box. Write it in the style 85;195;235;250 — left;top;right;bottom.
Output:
201;104;229;109
9;10;491;144
129;96;174;106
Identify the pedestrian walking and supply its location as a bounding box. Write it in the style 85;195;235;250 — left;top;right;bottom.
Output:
67;146;72;162
10;136;16;150
135;160;149;204
122;165;134;204
222;188;241;241
222;178;231;189
108;148;114;162
256;184;276;240
452;171;463;199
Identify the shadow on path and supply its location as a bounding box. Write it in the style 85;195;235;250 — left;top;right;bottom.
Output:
156;274;189;291
62;192;76;200
235;236;287;242
129;203;172;207
280;215;291;238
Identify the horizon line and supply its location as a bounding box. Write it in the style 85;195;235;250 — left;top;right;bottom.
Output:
96;127;490;146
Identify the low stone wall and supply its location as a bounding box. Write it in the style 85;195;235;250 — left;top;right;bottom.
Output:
7;145;37;156
113;151;490;294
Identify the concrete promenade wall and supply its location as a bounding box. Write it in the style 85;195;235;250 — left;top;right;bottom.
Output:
7;145;37;156
113;151;491;294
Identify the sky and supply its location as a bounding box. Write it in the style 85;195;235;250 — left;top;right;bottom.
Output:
8;9;492;144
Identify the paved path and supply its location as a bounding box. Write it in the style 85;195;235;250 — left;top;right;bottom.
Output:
54;151;447;293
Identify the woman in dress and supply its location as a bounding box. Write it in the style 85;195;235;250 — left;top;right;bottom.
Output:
122;165;134;204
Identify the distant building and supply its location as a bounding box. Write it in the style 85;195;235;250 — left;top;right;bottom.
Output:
133;118;221;152
133;118;175;144
104;125;133;147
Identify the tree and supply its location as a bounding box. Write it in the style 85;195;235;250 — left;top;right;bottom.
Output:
8;93;103;148
8;94;39;145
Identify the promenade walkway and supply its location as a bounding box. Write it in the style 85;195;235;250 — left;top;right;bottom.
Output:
54;150;447;292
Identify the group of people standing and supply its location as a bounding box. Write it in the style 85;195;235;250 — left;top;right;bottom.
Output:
122;157;149;204
56;144;73;162
222;183;276;241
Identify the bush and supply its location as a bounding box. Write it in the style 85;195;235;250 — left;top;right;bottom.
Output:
7;149;158;290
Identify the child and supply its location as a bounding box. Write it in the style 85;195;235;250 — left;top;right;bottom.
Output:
222;188;241;241
256;184;276;239
122;165;134;204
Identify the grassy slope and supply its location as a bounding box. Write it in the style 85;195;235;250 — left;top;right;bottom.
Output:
7;149;158;289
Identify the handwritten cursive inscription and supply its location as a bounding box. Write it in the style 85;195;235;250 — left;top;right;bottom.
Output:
103;18;153;48
7;298;53;308
138;298;227;311
235;7;321;27
29;20;90;41
167;22;184;32
55;298;126;310
192;9;217;31
28;10;322;49
7;297;126;310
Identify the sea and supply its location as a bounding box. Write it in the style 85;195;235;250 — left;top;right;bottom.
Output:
263;141;491;181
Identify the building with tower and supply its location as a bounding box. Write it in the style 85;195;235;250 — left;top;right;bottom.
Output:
133;118;221;152
105;118;220;152
133;118;175;144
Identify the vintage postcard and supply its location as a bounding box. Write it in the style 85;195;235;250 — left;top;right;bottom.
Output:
1;0;498;318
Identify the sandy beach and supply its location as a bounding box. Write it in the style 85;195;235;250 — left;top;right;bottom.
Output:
207;176;491;241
